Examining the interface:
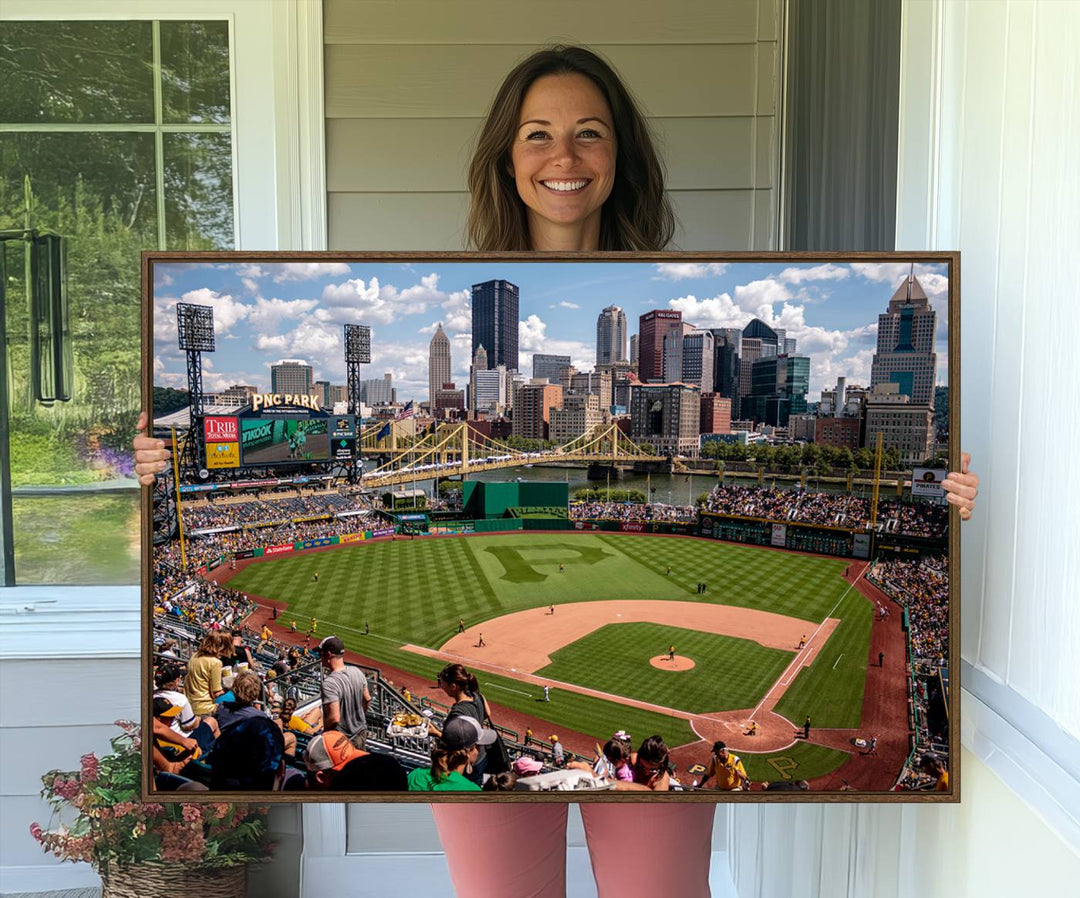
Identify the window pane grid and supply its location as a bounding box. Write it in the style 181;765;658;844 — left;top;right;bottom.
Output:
0;19;235;584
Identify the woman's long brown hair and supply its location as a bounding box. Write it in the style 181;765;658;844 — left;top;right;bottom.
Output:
467;46;676;251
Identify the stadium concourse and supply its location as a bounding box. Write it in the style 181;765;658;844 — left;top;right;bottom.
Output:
152;481;951;792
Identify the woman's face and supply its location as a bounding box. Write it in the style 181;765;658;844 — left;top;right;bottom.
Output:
509;73;616;250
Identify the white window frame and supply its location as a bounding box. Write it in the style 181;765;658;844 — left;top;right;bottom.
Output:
894;0;1080;850
0;0;325;648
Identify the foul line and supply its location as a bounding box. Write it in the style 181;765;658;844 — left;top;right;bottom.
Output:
832;653;844;670
749;567;866;719
485;683;534;697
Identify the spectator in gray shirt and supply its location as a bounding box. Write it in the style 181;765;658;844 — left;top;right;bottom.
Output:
318;635;370;750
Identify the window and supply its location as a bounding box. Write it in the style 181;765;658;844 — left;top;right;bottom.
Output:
1;19;234;584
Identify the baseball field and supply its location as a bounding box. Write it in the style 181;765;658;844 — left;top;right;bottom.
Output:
225;531;876;783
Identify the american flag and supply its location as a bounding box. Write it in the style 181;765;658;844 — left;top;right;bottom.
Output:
394;401;414;421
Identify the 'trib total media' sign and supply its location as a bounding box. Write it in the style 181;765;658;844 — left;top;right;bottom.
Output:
204;416;239;442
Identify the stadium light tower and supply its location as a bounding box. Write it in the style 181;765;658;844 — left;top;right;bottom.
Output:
344;324;371;484
344;323;371;417
176;302;216;474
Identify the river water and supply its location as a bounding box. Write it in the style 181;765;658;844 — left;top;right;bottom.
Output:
376;463;876;506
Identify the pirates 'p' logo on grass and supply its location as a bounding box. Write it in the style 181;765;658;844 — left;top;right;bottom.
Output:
485;544;611;582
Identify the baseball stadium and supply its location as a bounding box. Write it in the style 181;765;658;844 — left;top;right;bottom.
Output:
150;406;951;795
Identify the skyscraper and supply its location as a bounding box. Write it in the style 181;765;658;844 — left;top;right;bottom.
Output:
471;279;519;371
428;323;452;405
746;354;810;427
710;327;742;416
680;329;715;391
638;309;682;382
596;305;628;366
532;353;571;383
870;273;937;406
270;359;313;394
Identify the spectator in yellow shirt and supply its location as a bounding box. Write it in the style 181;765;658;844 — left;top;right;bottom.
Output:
697;741;750;791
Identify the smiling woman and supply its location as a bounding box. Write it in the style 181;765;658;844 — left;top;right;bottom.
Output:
466;45;674;252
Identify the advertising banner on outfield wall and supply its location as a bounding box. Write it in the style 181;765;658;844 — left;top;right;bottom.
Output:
771;523;787;547
340;532;365;544
620;521;646;532
234;549;256;559
574;521;599;530
370;527;396;538
265;543;295;556
911;467;947;499
297;537;337;549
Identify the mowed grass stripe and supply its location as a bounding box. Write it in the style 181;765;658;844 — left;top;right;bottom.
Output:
537;623;794;714
227;533;865;741
772;588;874;728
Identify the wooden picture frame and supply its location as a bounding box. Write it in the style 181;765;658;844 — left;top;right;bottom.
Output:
142;250;959;803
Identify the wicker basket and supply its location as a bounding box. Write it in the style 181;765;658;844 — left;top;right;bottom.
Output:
101;862;247;898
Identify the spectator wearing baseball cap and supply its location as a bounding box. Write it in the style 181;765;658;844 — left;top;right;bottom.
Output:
408;716;497;792
318;635;371;750
298;731;408;791
154;662;219;752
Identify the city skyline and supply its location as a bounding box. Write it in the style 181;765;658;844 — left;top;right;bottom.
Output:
152;260;950;405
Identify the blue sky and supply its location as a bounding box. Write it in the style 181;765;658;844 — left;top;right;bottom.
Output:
153;260;950;403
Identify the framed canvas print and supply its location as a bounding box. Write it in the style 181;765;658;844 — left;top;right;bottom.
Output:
142;251;958;803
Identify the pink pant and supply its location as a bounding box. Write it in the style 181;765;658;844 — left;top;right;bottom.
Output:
431;803;715;898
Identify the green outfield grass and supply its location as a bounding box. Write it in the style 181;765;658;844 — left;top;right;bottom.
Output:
225;532;864;768
772;586;875;728
536;622;794;714
318;623;698;749
229;533;851;647
736;741;852;784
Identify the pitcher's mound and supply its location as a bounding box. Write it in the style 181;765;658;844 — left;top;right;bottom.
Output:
650;655;695;671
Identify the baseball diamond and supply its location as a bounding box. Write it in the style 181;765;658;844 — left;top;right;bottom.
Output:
220;531;894;786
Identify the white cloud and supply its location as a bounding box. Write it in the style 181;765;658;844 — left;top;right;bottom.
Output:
247;296;322;331
652;262;729;281
178;288;250;333
273;262;352;283
253;321;340;364
550;300;580;309
320;274;467;327
731;278;793;315
778;263;850;284
667;293;745;329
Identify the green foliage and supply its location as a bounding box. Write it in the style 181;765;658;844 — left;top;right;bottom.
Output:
153;386;190;416
437;481;463;497
2;25;234;489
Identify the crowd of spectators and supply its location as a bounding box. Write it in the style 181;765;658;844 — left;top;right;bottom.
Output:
703;485;947;539
569;501;696;523
868;554;949;666
153;577;254;631
181;489;379;532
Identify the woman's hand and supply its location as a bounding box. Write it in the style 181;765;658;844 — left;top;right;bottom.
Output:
942;452;979;521
133;411;170;486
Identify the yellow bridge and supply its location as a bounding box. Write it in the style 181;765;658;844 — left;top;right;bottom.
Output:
358;421;667;489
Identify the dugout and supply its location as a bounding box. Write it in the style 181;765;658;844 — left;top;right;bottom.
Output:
461;481;569;519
